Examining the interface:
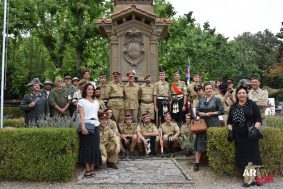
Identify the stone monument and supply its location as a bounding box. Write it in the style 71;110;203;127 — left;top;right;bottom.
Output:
96;0;170;82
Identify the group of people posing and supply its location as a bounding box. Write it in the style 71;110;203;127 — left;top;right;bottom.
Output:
20;68;268;184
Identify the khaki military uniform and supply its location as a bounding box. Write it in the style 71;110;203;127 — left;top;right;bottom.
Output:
95;97;107;110
120;123;138;150
140;83;154;120
100;126;120;164
124;82;140;122
137;122;159;155
154;81;170;123
98;83;108;104
160;122;180;139
48;88;71;117
107;119;119;134
188;82;202;100
171;80;187;123
179;124;195;150
248;88;268;115
105;81;125;126
216;94;234;126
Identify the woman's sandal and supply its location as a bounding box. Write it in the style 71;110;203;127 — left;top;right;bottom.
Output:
84;171;92;178
90;170;95;177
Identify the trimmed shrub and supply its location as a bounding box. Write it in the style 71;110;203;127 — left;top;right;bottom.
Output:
265;115;283;129
207;127;283;176
0;128;78;181
3;118;25;128
4;106;24;118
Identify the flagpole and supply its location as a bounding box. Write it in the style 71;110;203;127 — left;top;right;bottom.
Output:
1;0;8;129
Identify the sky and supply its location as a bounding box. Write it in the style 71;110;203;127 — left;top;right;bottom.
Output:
167;0;283;39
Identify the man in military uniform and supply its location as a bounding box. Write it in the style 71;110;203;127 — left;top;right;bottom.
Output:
248;76;268;117
64;75;76;117
72;77;80;91
48;76;71;117
137;113;159;156
95;87;107;110
154;70;171;125
20;78;49;126
41;79;53;99
81;68;96;87
170;71;187;125
124;71;140;123
160;112;180;155
97;73;108;106
188;73;202;100
105;72;125;126
139;75;155;121
99;111;120;169
120;114;138;156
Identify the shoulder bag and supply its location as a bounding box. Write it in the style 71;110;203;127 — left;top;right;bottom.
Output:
189;118;207;133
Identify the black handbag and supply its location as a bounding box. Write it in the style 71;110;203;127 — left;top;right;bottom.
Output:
247;122;263;140
78;123;95;134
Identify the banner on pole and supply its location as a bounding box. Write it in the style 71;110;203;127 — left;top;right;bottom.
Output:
186;63;190;85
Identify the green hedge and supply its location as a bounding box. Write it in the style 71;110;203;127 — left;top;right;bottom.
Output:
0;128;78;181
207;127;283;176
4;106;24;119
3;118;25;128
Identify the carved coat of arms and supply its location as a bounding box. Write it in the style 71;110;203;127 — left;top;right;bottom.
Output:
123;30;145;66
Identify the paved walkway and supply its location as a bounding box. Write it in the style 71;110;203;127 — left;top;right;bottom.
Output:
77;159;193;188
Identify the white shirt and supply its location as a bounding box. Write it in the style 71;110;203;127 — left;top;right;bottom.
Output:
78;98;100;126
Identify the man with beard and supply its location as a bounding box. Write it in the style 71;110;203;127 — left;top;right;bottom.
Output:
95;87;107;110
139;75;154;121
21;78;49;126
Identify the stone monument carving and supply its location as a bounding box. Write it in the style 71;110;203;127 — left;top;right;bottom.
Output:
96;0;170;82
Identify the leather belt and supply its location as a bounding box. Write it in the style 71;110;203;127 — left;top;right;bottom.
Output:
157;96;168;100
234;122;246;127
141;101;154;104
173;94;184;97
109;96;123;99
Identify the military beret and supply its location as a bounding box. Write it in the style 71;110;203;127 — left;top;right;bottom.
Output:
44;79;53;85
113;71;121;76
173;70;180;75
127;71;135;77
144;75;151;80
27;78;43;87
99;73;106;77
72;77;79;82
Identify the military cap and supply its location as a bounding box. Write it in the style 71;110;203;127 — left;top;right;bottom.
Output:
185;113;191;119
193;72;201;77
98;111;107;119
113;71;121;76
142;113;150;119
27;78;43;87
125;114;133;119
64;75;72;79
144;74;151;80
173;70;180;75
226;79;233;84
44;79;53;85
72;77;79;82
163;112;171;117
159;69;166;74
78;79;88;86
127;71;135;77
99;73;106;77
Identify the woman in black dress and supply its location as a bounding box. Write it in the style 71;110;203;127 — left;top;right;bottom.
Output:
195;82;224;171
78;83;101;178
227;86;262;178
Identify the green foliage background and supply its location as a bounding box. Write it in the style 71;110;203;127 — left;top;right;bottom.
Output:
0;0;283;98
